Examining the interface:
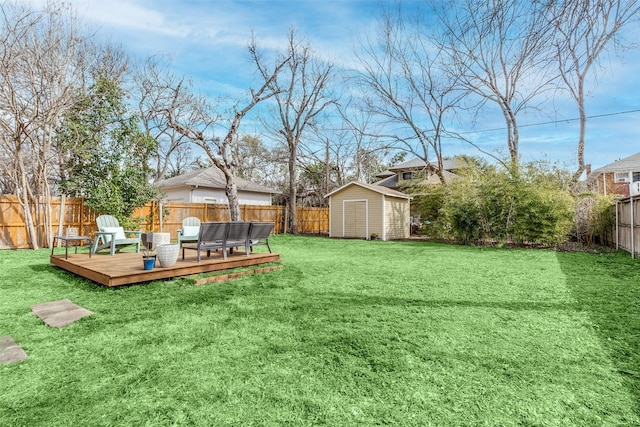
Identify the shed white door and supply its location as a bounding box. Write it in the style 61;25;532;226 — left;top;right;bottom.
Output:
344;200;367;238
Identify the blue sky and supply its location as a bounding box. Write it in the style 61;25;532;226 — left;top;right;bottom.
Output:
27;0;640;170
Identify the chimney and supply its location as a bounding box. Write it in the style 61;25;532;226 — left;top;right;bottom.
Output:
586;164;592;176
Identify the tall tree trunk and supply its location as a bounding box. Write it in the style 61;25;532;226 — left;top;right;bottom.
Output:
17;156;40;249
324;143;330;196
40;147;54;248
508;117;519;166
221;166;241;221
288;146;297;234
571;88;587;185
226;184;240;221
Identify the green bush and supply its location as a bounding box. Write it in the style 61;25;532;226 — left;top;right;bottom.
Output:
425;161;576;245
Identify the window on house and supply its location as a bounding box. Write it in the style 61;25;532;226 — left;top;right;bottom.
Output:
402;171;413;180
615;172;630;183
633;172;640;182
203;197;217;204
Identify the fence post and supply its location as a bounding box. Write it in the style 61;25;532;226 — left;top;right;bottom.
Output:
284;208;288;234
57;195;65;245
631;195;635;259
615;200;619;251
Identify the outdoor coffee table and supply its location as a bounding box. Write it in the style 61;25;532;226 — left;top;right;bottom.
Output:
51;235;93;259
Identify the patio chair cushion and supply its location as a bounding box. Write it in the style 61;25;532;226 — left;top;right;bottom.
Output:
182;225;200;237
101;226;126;242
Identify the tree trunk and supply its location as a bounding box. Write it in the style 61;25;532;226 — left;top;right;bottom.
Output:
223;169;241;221
571;89;587;185
288;146;297;234
324;143;330;196
503;106;519;166
17;158;40;250
41;160;54;248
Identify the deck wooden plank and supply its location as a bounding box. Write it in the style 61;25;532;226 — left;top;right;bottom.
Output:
50;250;280;287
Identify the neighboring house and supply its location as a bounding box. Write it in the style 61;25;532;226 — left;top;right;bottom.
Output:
586;152;640;197
155;167;280;206
325;181;411;241
375;157;464;190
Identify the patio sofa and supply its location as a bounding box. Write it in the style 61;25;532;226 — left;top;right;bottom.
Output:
181;221;274;262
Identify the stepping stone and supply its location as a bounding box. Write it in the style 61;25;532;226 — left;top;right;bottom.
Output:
0;336;28;364
31;299;94;328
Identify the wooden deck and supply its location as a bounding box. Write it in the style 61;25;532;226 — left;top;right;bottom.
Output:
50;250;280;287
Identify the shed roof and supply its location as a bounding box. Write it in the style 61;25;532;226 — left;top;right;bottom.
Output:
155;167;281;194
325;181;412;199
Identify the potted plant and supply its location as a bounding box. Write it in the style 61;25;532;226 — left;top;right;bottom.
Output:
142;244;156;270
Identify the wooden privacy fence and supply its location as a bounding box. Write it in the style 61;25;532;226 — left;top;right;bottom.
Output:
614;196;640;257
0;195;329;249
154;202;329;238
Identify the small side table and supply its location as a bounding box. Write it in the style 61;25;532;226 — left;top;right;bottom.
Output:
52;236;93;259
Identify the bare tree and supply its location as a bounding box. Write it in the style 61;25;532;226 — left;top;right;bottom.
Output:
548;0;640;183
260;29;335;234
305;126;351;193
336;98;389;184
355;8;465;182
163;144;206;178
164;38;290;221
232;134;272;183
434;0;555;166
292;98;384;201
0;2;94;248
293;125;347;206
133;56;195;182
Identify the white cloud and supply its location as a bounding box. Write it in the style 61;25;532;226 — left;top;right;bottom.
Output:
80;1;181;34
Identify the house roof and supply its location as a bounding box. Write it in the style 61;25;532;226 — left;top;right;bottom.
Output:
389;157;430;170
587;152;640;181
155;167;281;194
376;170;396;178
325;181;412;199
422;169;459;184
377;157;466;177
375;174;399;188
375;168;459;189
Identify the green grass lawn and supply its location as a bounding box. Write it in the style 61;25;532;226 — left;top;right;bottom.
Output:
1;235;639;426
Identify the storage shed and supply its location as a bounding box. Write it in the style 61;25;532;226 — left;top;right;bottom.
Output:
326;181;411;241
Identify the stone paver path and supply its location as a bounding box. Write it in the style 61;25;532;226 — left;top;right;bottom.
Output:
31;299;94;328
0;336;28;364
